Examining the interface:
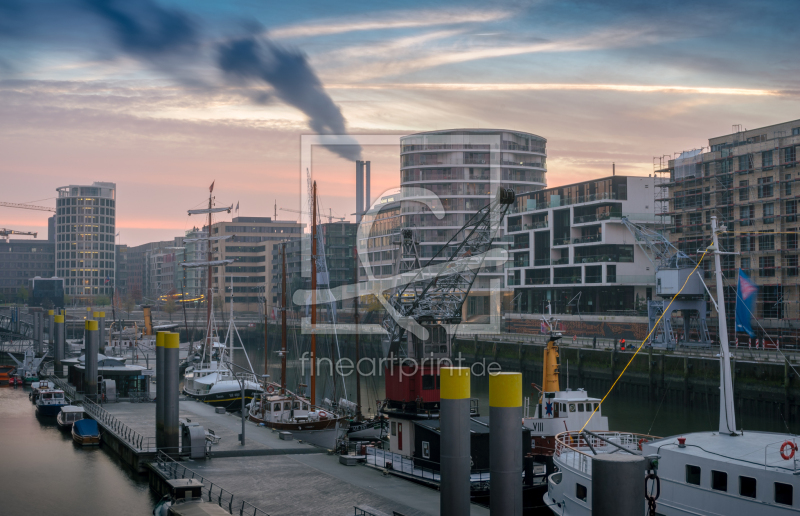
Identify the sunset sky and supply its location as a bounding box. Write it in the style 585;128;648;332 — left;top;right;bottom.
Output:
1;0;798;245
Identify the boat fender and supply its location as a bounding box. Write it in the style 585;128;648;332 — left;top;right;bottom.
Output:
780;441;797;460
319;410;328;419
266;385;275;394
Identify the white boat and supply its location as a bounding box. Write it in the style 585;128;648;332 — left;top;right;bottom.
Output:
545;216;800;515
56;405;85;428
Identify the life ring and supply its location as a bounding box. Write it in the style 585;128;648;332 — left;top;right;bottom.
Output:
266;385;275;394
319;410;328;418
638;438;647;451
780;441;797;460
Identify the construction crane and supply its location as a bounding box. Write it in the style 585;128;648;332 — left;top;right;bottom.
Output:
621;216;710;348
382;188;516;357
0;201;55;212
280;207;345;223
0;228;37;242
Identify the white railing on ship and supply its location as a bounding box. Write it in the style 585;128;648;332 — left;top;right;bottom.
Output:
554;431;658;474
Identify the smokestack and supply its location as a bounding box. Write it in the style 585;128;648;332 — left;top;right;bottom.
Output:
365;161;371;214
613;162;615;176
164;332;180;453
440;367;471;516
356;161;364;223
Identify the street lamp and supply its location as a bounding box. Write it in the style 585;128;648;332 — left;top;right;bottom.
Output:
225;360;253;446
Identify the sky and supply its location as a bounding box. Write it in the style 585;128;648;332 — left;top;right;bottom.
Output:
0;0;798;246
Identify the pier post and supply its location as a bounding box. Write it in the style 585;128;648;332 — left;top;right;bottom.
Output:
156;331;166;450
54;315;65;376
440;366;471;516
164;332;180;454
592;454;646;516
85;320;99;401
32;312;39;354
490;372;522;516
95;312;105;353
48;310;54;352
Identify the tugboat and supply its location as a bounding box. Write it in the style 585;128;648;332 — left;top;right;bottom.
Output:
35;388;68;416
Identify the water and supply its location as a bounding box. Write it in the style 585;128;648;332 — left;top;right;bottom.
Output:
0;386;157;515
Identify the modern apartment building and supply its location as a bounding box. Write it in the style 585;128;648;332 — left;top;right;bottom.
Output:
210;216;303;312
663;119;800;325
0;239;55;302
505;176;657;314
126;240;173;302
400;129;547;317
54;182;116;301
115;244;128;297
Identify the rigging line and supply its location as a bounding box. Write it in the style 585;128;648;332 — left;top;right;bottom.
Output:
718;268;800;379
646;375;672;435
580;246;711;433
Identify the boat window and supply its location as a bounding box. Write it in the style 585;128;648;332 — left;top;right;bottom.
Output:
273;403;281;412
293;401;300;410
569;404;576;412
283;402;291;410
775;482;793;506
576;483;587;502
739;476;757;498
422;375;436;390
303;403;309;411
391;421;397;436
593;403;599;412
711;470;727;492
578;404;585;412
685;465;701;485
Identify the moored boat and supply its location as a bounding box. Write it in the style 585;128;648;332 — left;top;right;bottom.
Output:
35;389;67;416
72;419;100;446
0;364;15;383
57;405;85;429
8;375;24;386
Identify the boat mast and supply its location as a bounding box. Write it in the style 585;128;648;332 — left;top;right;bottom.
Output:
310;181;317;406
542;304;560;394
206;181;214;362
711;216;738;435
281;242;287;395
354;245;362;420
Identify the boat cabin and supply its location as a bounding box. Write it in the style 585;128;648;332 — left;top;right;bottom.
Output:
37;389;66;405
523;389;608;455
251;395;311;423
58;406;85;424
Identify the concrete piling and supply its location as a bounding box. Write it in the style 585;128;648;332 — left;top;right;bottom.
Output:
54;315;65;376
163;332;180;453
440;366;471;516
489;372;522;516
592;454;646;516
48;310;54;351
85;320;98;401
95;311;105;353
156;331;166;449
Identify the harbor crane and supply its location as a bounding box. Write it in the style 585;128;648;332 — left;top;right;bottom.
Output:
279;207;345;223
0;228;37;242
382;188;516;357
0;201;55;212
621;217;711;348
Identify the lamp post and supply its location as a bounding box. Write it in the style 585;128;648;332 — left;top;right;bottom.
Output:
226;360;253;446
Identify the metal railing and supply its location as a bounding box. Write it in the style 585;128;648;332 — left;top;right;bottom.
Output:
155;451;270;516
82;396;157;452
48;375;83;402
364;447;491;486
554;431;657;474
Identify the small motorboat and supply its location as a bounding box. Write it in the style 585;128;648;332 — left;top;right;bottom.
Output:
72;419;100;446
35;389;67;417
8;375;24;387
57;406;85;429
0;365;15;384
153;478;231;516
29;380;55;403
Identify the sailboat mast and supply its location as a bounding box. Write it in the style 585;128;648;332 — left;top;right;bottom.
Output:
206;181;214;360
281;243;287;394
354;245;362;420
711;216;737;435
310;181;317;406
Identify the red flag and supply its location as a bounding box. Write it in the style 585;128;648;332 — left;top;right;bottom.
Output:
210;180;215;193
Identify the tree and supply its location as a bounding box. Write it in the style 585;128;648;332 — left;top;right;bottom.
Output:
164;297;177;321
64;295;72;307
96;295;111;307
122;294;135;316
17;287;29;304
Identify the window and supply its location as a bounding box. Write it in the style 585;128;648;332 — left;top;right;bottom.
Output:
763;203;775;224
741;257;750;271
794;128;800;136
422;441;430;459
763;150;774;169
740;476;757;498
741;235;755;252
739;180;749;201
787;255;798;277
569;403;576;412
422;375;436;390
578;403;585;412
759;232;775;251
711;470;728;492
788;200;798;223
740;205;754;226
760;256;776;277
593;403;599;411
758;176;774;198
788;230;798;250
775;482;793;505
785;146;797;166
391;421;396;436
576;483;587;502
686;465;701;485
786;174;792;196
738;154;753;171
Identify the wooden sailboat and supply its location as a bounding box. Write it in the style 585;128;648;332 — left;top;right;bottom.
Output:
249;182;348;449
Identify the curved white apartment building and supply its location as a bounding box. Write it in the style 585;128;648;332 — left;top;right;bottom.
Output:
399;129;547;317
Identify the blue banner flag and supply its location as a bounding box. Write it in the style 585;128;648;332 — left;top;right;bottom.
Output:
735;269;758;338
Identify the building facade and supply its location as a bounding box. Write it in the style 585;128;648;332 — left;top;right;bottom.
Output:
505;176;657;314
0;239;55;303
126;240;173;302
211;216;303;312
55;182;116;301
400;129;547;317
115;244;128;297
663;119;800;329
